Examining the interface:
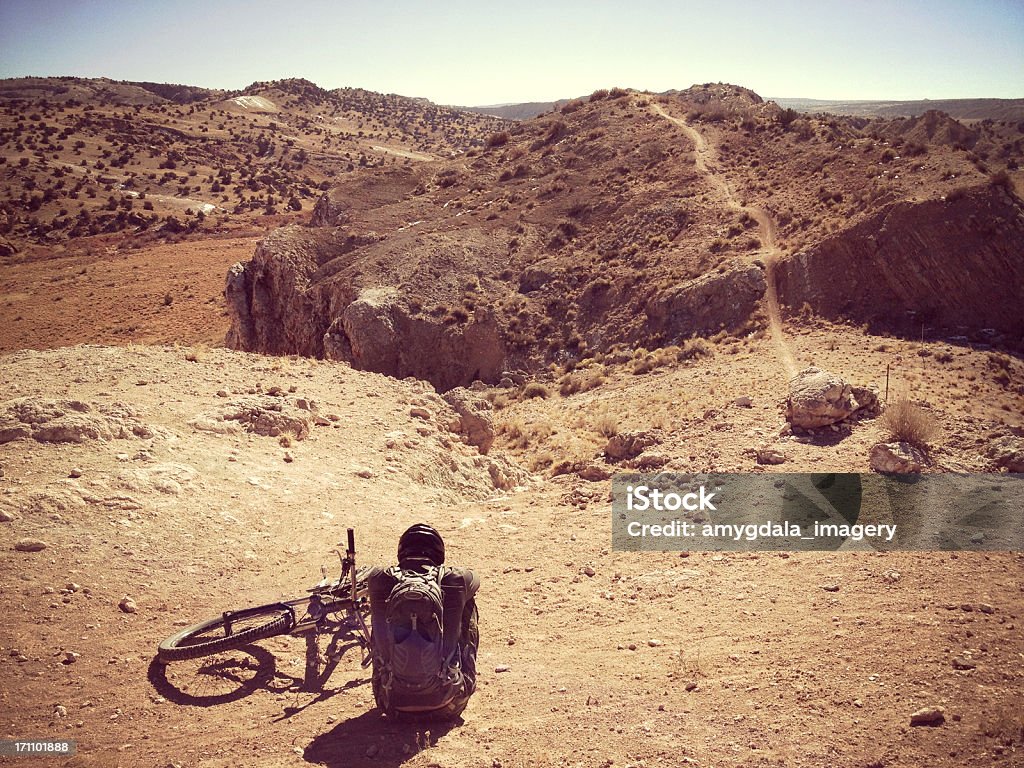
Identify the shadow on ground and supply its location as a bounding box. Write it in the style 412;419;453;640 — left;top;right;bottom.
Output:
304;710;463;768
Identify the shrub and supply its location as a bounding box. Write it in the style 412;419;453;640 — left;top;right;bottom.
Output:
990;170;1013;190
879;398;939;449
558;370;605;396
522;382;551;399
486;131;510;148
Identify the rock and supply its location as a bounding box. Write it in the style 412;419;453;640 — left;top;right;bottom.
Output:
821;584;840;592
442;388;495;454
14;538;49;552
646;263;767;337
69;468;83;478
310;190;351;227
283;452;294;463
327;286;507;392
494;665;511;673
605;430;662;462
952;657;977;670
365;744;379;758
987;435;1024;473
756;447;787;465
409;406;431;420
684;681;698;691
583;566;596;577
54;705;68;718
518;264;554;294
647;639;662;647
354;467;375;479
734;396;753;408
850;385;881;418
63;652;80;664
633;453;671;470
0;236;18;258
118;596;137;614
0;509;15;523
193;396;312;440
786;367;860;428
577;463;612;482
0;397;158;444
909;706;945;726
870;442;928;474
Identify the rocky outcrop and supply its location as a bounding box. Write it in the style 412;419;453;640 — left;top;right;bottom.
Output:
777;185;1024;343
646;262;766;338
786;367;877;429
225;223;508;392
322;288;505;392
605;430;663;462
0;398;156;444
442;388;495;454
870;442;928;474
225;226;355;355
189;396;314;439
987;435;1024;473
310;191;351;228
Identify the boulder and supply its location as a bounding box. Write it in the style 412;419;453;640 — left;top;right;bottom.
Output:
870;442;928;474
605;430;662;462
442;388;495;454
786;367;860;429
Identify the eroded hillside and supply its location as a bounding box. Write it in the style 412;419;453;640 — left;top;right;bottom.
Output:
224;85;1024;392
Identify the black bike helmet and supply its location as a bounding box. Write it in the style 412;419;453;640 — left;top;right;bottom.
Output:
397;523;445;566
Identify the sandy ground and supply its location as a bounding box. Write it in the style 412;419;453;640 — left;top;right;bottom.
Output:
0;345;1021;768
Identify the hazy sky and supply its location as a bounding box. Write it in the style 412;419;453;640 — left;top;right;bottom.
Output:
1;0;1021;105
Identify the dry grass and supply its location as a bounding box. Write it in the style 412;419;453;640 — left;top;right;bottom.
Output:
879;397;939;449
593;408;619;438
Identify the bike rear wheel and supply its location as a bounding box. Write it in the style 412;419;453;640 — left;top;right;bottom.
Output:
158;602;298;662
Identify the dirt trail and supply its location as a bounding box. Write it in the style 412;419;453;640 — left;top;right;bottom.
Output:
651;103;798;377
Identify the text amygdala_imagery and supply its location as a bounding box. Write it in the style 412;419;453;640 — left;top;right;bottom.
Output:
611;473;1024;552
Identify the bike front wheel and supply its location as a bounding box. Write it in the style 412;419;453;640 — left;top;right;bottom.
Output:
157;602;300;663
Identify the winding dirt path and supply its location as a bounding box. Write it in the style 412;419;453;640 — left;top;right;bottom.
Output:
651;103;798;377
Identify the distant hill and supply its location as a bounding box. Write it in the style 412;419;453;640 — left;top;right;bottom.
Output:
460;100;571;120
0;76;224;105
773;97;1024;121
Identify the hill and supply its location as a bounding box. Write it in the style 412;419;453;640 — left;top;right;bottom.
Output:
774;96;1024;121
224;83;1024;394
0;76;509;255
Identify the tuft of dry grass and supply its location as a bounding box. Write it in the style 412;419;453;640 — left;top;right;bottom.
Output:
594;409;619;438
879;397;939;449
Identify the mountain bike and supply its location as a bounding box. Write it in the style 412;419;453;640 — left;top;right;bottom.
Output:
157;529;372;674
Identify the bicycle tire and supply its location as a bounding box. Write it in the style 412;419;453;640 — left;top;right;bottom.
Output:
157;603;296;663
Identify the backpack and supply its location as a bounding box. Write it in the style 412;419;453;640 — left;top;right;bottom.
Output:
376;565;459;713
